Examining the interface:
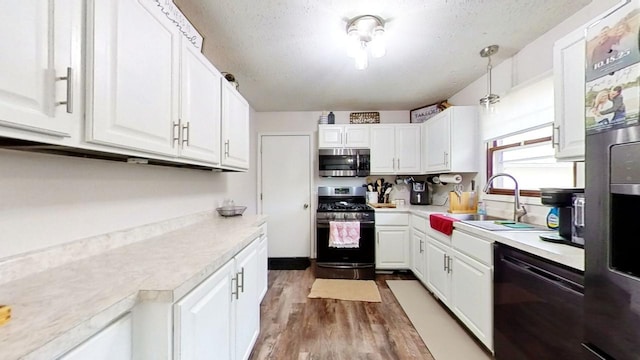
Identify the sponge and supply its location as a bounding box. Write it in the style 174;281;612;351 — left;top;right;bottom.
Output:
0;305;11;326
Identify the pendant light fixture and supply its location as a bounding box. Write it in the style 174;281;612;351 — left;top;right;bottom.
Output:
346;15;386;70
479;45;500;108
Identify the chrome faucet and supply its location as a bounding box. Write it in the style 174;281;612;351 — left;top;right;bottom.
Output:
483;173;527;222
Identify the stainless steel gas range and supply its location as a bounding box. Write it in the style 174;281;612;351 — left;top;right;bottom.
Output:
315;186;375;280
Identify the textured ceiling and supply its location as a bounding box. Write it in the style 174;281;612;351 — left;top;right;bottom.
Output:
174;0;591;111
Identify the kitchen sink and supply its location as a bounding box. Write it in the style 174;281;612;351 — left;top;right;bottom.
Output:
443;214;549;232
460;220;549;231
443;213;505;221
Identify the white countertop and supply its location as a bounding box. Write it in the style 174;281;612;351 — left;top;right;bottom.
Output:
371;206;584;271
0;213;266;360
370;204;449;215
453;222;584;271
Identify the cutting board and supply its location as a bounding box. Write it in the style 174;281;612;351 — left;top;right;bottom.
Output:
369;203;397;208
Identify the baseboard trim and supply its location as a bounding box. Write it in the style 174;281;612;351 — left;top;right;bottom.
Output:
268;257;311;270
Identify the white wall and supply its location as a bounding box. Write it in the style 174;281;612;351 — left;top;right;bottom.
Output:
254;110;410;194
0;116;257;259
450;0;621;106
448;0;620;225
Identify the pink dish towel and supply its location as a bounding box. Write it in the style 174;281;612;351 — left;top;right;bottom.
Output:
329;221;360;248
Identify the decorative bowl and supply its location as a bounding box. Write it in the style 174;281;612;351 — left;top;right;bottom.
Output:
216;206;247;217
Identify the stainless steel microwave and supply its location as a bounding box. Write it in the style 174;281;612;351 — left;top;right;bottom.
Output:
318;149;370;177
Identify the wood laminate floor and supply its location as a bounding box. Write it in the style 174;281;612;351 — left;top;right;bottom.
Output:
249;267;435;360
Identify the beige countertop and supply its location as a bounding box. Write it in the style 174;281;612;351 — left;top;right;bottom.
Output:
371;206;584;271
0;213;266;360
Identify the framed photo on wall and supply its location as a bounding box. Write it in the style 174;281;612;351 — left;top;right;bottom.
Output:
410;103;441;123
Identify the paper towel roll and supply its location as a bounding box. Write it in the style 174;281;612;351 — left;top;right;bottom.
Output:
439;174;462;184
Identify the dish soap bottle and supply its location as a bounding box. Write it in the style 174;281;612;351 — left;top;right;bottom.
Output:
546;207;559;229
328;111;335;124
477;201;487;215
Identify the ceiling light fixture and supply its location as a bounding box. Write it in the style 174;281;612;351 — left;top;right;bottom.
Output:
346;15;386;70
479;44;500;108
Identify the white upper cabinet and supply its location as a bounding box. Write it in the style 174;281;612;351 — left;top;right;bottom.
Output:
423;106;478;174
179;42;222;164
395;125;422;173
553;26;586;161
424;112;450;172
86;0;180;156
0;0;79;137
370;125;396;173
221;81;250;170
318;125;370;148
370;124;421;174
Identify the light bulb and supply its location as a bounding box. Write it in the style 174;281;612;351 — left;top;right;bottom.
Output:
370;25;386;58
346;27;360;58
355;43;368;70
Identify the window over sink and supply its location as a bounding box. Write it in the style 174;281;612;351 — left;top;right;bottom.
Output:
486;126;576;197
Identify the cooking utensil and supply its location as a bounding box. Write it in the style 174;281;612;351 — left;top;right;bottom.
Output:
383;187;392;203
367;184;373;192
453;185;464;203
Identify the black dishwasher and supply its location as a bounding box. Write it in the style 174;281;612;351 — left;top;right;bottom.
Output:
494;243;584;360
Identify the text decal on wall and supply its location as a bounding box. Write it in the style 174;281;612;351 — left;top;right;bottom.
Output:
145;0;204;51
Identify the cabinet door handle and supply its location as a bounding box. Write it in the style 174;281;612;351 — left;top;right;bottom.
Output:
444;152;449;166
172;120;181;147
231;274;239;300
392;158;396;170
181;122;190;146
56;67;73;114
443;254;447;272
238;267;245;293
447;256;452;274
397;158;400;170
225;140;230;157
552;125;560;148
345;132;348;145
419;240;423;253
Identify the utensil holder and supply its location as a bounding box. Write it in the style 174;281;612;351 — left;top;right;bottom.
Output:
448;191;478;213
367;192;378;204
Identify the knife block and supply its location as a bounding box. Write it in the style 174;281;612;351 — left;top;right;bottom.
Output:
448;191;478;214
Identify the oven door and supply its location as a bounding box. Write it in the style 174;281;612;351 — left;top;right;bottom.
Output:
319;149;359;177
316;220;375;264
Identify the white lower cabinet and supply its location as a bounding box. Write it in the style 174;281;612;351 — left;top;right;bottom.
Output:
420;226;494;352
450;249;492;350
60;313;132;360
375;212;410;269
376;227;410;269
410;214;428;283
257;225;269;302
425;236;451;304
174;238;259;360
132;235;266;360
175;260;234;360
233;240;260;360
411;229;427;282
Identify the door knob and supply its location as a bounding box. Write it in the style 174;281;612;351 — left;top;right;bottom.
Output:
304;204;309;209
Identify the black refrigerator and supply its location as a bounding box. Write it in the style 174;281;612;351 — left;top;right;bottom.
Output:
584;1;640;358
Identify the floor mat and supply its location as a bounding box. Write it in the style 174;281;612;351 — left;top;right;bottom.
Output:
307;279;382;302
386;280;491;360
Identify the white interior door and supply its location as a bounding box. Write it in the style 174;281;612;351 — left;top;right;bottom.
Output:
260;134;311;258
